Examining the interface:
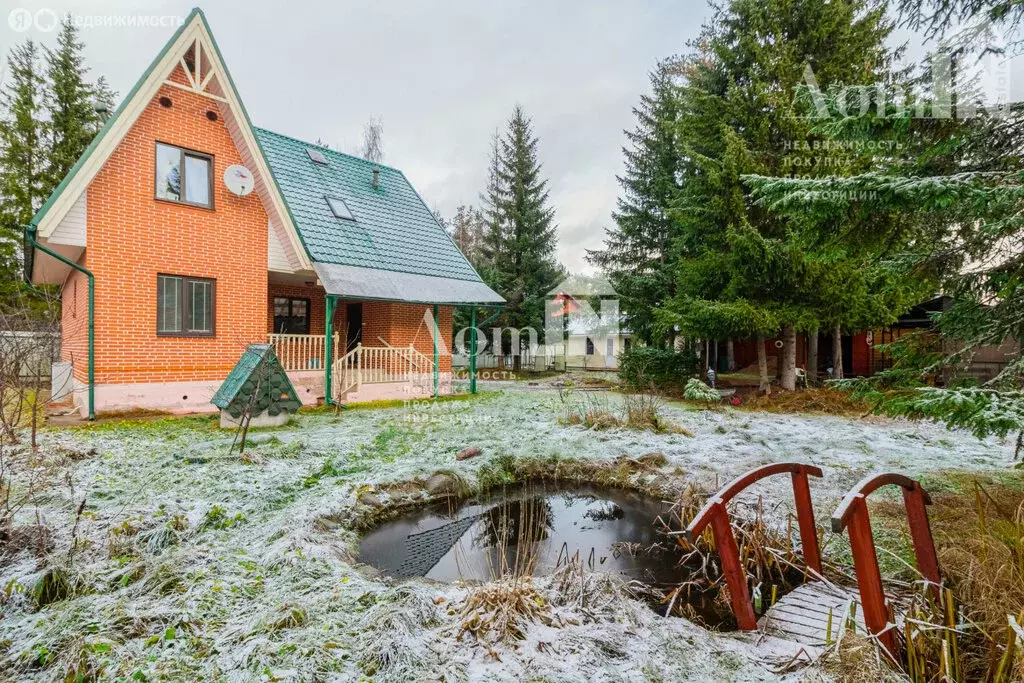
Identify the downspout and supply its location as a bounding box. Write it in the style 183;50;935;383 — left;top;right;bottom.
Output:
25;225;94;420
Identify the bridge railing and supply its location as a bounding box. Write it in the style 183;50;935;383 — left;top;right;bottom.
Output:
830;472;941;657
682;462;824;630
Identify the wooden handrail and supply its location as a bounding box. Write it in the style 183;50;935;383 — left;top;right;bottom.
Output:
268;333;338;371
682;462;824;630
377;337;434;372
331;344;435;400
831;472;932;530
829;472;940;658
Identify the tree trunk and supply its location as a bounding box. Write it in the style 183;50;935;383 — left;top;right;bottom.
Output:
726;340;736;372
712;340;719;372
756;335;771;395
807;327;818;386
832;325;844;380
780;325;797;391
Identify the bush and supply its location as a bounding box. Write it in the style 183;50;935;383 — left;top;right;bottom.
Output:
617;347;698;393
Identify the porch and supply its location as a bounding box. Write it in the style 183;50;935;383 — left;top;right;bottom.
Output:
267;276;456;404
267;258;502;405
268;332;439;403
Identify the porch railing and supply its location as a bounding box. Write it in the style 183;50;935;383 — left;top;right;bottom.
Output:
268;333;339;372
332;344;435;398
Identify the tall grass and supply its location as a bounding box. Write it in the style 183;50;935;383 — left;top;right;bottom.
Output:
557;385;690;434
876;479;1024;682
456;490;554;645
659;487;806;625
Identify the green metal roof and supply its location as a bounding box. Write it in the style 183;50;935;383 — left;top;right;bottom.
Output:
255;128;484;283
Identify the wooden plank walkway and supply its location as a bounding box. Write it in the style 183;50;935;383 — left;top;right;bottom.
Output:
758;581;868;646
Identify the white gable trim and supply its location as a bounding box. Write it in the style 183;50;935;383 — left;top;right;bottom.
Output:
33;12;310;271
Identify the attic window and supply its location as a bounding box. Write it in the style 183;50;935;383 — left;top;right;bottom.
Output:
306;148;327;165
326;196;355;221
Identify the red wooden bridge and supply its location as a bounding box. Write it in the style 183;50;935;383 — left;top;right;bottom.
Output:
683;463;941;659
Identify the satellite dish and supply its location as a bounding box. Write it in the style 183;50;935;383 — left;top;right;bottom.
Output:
224;164;254;196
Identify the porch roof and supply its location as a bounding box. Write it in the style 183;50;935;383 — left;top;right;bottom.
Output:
313;262;504;305
256;128;503;305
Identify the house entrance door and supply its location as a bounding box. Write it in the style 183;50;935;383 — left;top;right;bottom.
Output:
346;303;363;353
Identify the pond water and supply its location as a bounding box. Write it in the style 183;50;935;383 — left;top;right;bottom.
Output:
357;483;684;585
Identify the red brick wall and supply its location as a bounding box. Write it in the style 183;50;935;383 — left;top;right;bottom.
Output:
338;300;453;372
267;283;327;335
78;64;268;384
61;260;90;378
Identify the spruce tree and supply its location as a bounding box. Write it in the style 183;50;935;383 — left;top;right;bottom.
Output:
0;40;48;309
744;9;1024;441
481;107;563;357
587;61;683;347
45;19;102;193
659;0;903;391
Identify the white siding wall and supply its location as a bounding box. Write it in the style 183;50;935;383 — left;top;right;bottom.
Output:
49;192;87;246
268;218;294;272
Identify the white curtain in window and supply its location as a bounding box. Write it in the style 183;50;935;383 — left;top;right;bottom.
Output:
184;156;210;205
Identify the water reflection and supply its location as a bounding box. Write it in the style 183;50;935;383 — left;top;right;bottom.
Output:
358;483;680;584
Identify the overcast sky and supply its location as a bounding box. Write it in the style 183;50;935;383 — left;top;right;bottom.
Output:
2;1;1020;273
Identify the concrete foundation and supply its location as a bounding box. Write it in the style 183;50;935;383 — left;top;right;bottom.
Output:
70;371;452;417
219;408;292;429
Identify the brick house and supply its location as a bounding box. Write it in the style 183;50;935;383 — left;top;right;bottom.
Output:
24;8;502;418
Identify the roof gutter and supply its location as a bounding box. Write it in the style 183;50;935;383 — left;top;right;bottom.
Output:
24;226;94;420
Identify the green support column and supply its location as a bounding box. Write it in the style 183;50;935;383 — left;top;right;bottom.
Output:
469;307;477;395
324;296;337;405
432;303;439;398
87;275;94;419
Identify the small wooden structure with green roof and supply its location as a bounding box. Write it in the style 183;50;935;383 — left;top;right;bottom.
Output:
212;344;302;427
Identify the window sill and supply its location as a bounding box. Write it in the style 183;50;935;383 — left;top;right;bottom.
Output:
154;197;216;212
156;332;216;338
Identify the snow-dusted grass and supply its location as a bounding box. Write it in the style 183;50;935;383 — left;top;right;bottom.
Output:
0;382;1016;681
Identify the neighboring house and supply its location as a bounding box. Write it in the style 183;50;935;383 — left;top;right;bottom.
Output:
564;330;633;370
727;296;1019;380
25;8;502;417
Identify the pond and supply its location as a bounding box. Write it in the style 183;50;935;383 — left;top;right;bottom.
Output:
357;482;684;586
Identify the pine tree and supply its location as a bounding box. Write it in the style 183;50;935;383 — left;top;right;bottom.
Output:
0;40;48;309
587;61;683;347
481;107;563;355
45;19;102;193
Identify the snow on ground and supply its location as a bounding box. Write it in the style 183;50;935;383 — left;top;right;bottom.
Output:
0;380;1016;681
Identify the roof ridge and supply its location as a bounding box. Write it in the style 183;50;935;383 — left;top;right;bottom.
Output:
253;127;404;173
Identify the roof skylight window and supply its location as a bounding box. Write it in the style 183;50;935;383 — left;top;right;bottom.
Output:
306;148;328;165
326;196;355;221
